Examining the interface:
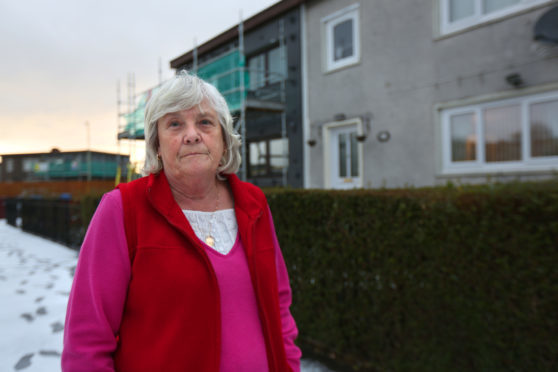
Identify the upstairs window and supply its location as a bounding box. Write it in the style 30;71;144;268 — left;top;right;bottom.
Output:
322;4;360;72
440;0;550;35
441;91;558;174
247;46;287;91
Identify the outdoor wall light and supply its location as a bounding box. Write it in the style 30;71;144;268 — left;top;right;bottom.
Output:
377;130;391;143
334;113;346;121
356;134;367;142
307;139;317;147
506;73;524;88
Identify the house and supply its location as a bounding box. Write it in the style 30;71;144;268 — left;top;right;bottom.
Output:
169;0;305;188
123;0;558;189
303;0;558;188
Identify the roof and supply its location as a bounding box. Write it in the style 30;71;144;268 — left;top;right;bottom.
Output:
170;0;305;69
1;150;129;158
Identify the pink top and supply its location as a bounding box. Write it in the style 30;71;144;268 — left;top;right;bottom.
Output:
62;190;301;371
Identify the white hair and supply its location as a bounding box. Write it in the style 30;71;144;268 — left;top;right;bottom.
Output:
143;70;241;177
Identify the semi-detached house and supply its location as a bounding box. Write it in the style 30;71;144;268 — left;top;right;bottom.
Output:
165;0;558;189
304;0;558;188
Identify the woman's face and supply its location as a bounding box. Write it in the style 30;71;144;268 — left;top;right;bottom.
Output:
157;100;225;182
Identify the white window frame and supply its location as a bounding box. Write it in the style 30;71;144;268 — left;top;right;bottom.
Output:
439;0;551;35
322;3;360;73
441;90;558;175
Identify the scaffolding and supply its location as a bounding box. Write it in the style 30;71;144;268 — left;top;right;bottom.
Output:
117;17;288;185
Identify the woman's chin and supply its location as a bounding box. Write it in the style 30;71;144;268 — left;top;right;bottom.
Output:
169;163;218;180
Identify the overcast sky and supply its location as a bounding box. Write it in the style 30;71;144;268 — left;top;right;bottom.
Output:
0;0;278;162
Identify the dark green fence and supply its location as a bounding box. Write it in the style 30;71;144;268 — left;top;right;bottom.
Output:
7;197;84;249
5;198;19;227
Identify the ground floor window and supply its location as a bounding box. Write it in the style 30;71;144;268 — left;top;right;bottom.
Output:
441;90;558;174
248;137;288;178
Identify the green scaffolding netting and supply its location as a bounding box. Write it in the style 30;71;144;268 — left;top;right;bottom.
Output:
197;50;248;113
121;89;152;139
119;50;248;140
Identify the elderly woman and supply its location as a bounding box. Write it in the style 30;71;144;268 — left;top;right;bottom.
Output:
62;71;301;371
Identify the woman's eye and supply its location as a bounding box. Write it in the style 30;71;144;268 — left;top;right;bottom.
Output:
169;121;180;128
200;119;212;126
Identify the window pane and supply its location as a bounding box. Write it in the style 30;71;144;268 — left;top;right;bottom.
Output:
449;0;475;22
484;104;521;162
333;19;354;61
23;159;33;172
6;159;14;173
530;99;558;157
338;133;347;177
248;55;265;90
249;141;267;176
350;133;359;177
450;112;477;162
483;0;520;14
269;138;288;174
268;47;286;85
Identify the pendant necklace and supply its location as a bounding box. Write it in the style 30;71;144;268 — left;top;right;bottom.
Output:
204;185;219;248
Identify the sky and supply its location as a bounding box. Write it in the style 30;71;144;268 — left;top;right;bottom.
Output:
0;0;278;164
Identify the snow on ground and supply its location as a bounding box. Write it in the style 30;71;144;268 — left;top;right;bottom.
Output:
0;220;335;372
0;220;77;371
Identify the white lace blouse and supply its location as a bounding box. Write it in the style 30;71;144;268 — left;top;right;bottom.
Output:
182;209;238;255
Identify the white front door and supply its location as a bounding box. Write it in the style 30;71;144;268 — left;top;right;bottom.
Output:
326;122;363;189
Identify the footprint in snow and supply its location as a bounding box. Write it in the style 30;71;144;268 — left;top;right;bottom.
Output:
20;313;34;322
51;321;64;333
36;307;47;316
14;353;34;370
39;350;61;357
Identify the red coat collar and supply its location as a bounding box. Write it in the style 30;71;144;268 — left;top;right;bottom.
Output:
146;171;266;220
145;171;267;258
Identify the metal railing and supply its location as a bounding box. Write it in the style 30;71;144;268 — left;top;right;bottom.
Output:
5;198;83;249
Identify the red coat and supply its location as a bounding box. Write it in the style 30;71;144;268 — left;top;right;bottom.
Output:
114;171;292;371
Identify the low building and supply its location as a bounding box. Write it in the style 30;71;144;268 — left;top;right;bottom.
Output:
0;149;129;182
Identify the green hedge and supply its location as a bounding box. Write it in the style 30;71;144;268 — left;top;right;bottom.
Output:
266;181;558;371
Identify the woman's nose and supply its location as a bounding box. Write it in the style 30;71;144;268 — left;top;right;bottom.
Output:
183;124;201;144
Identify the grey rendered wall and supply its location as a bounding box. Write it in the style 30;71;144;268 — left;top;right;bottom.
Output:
304;0;558;188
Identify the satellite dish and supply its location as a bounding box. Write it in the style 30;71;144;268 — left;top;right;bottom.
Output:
534;6;558;44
